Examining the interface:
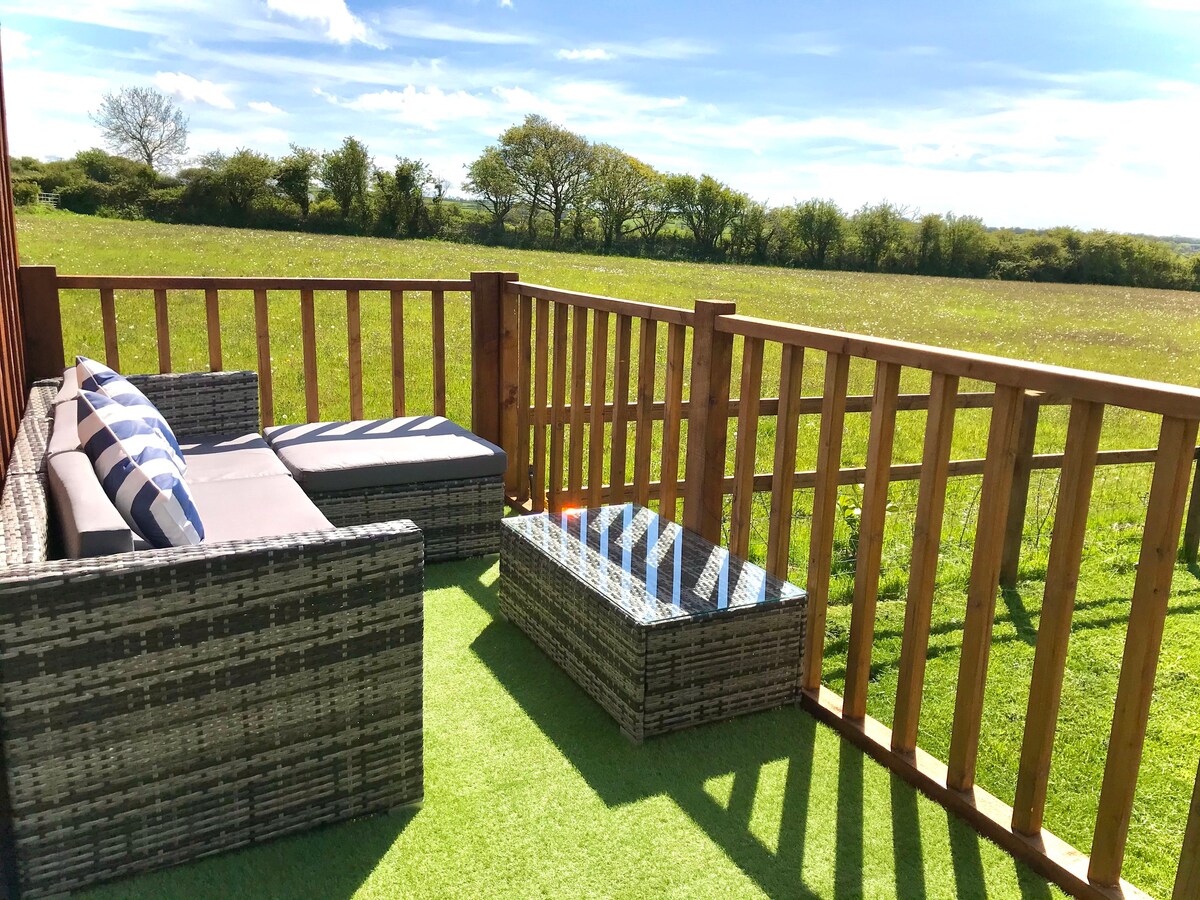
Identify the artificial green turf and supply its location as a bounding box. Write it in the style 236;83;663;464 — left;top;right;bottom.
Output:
80;559;1066;900
18;211;1199;896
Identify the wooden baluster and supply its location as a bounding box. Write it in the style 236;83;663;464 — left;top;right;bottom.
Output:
587;309;610;507
532;298;550;512
390;290;405;417
659;322;686;522
549;303;569;511
730;336;765;559
1000;392;1043;588
204;287;222;371
947;384;1026;791
1012;399;1104;835
844;361;902;720
802;352;851;691
347;289;363;420
766;343;804;578
153;288;171;373
633;318;658;507
516;294;533;503
1175;759;1200;900
431;289;446;416
500;283;522;497
892;371;959;753
253;288;274;427
609;314;633;504
300;289;319;422
99;287;119;371
567;305;587;506
1090;414;1199;886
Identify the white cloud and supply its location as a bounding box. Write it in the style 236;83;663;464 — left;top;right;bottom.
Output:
499;0;513;7
265;0;373;45
154;72;235;109
379;9;535;45
557;48;612;62
248;100;286;116
340;85;493;128
1;28;35;60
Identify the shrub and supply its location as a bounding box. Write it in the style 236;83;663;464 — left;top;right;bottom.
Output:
12;180;39;206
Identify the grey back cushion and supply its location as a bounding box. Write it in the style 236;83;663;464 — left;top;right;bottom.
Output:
47;451;136;558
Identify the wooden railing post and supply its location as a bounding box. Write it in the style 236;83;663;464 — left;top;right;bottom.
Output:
17;265;64;381
1175;758;1200;900
1000;391;1043;588
683;299;736;542
470;271;517;454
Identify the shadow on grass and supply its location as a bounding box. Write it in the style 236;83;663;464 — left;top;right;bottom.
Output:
79;805;420;900
466;564;1047;900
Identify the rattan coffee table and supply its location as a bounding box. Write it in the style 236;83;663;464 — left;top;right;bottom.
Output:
499;504;807;742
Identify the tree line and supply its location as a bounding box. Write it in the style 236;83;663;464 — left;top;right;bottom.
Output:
11;89;1200;292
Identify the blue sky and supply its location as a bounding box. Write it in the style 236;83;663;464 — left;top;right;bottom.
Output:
2;0;1198;234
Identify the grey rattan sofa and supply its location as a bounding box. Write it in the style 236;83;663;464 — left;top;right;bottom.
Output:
0;372;424;898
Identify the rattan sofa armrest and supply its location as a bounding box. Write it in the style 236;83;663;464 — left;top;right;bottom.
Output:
126;370;260;438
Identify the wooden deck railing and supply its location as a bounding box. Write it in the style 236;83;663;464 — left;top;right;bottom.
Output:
15;264;1200;899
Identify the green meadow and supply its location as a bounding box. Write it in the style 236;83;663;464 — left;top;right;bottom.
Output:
18;209;1200;898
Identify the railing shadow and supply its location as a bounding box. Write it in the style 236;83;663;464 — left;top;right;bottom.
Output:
468;587;1043;899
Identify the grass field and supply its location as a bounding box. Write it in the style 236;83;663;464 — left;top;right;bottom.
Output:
17;210;1200;898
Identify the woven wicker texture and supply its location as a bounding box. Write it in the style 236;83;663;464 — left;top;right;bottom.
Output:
0;521;425;898
499;505;807;743
6;384;53;477
311;475;503;562
128;370;260;438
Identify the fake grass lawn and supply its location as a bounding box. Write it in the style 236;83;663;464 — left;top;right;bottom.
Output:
18;211;1200;896
79;558;1065;900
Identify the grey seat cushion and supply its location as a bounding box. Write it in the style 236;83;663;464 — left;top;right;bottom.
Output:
190;475;334;543
181;434;291;483
264;416;507;493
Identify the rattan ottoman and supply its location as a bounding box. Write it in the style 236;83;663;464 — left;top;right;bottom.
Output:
499;504;807;742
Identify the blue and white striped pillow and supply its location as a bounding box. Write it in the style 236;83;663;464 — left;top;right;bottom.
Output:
77;389;205;549
75;357;187;474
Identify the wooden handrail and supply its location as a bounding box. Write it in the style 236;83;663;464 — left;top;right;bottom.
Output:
718;314;1200;419
507;281;695;326
56;275;471;291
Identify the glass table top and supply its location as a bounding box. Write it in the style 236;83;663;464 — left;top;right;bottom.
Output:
502;504;806;626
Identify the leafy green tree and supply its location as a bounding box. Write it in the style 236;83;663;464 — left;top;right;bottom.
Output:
729;202;772;263
791;198;844;268
942;213;992;277
852;202;905;271
464;146;518;236
915;214;944;274
91;86;189;170
590;145;653;250
276;145;319;218
217;149;276;218
498;115;592;243
666;173;746;258
373;158;434;238
633;173;673;246
321;137;370;220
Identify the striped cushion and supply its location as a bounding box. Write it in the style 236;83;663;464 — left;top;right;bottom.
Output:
75;357;187;474
77;389;205;549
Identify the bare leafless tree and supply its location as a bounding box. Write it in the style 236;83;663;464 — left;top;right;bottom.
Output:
91;86;189;171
